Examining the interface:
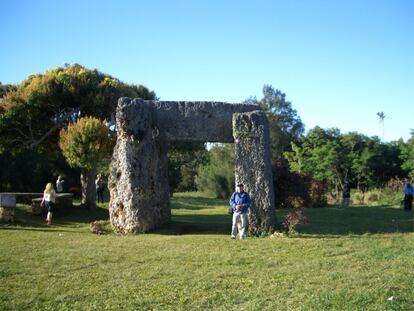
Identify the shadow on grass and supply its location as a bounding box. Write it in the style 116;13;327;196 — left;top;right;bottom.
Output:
290;205;414;236
0;203;109;231
3;195;413;237
155;214;231;235
171;195;228;211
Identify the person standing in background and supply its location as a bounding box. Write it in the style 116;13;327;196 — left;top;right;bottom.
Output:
403;182;413;211
56;176;64;193
341;180;351;208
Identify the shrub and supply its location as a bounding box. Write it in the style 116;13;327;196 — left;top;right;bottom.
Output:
367;192;379;203
387;177;405;192
90;220;112;235
379;187;404;206
282;209;309;235
351;188;403;206
273;161;327;208
352;191;365;205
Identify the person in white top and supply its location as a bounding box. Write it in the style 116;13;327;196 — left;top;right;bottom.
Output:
56;176;64;193
41;183;57;225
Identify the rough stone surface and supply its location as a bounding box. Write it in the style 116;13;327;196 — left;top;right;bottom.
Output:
151;100;258;142
0;207;14;222
233;111;276;234
0;193;16;208
4;193;43;205
0;193;16;222
108;99;170;234
109;98;274;234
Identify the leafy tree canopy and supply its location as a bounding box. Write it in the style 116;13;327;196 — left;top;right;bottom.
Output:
284;127;406;194
400;133;414;178
59;116;111;170
0;64;156;154
245;85;304;161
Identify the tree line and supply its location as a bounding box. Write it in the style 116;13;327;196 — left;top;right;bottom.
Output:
1;66;413;209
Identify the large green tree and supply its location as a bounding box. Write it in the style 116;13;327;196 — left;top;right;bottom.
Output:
0;64;155;154
0;64;155;192
400;133;414;178
285;127;406;197
245;85;304;161
0;82;17;101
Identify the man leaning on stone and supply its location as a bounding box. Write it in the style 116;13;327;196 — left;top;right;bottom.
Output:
229;184;251;240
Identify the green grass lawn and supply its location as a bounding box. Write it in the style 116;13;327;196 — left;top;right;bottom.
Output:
1;192;413;311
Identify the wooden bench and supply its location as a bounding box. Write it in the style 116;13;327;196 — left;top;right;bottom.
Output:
31;193;74;215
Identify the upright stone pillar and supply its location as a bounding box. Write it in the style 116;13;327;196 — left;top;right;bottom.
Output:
108;98;170;234
233;111;275;235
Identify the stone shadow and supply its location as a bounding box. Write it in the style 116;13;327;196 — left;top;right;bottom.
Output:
170;196;230;211
154;214;231;235
291;205;414;236
0;203;109;231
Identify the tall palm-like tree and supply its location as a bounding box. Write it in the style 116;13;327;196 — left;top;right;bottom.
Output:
377;112;386;141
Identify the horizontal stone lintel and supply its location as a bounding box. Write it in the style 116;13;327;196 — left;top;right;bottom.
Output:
120;98;261;142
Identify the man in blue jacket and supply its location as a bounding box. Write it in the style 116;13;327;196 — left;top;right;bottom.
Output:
229;184;251;240
403;182;413;211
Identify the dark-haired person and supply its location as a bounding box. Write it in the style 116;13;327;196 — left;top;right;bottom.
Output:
229;184;251;240
341;180;351;208
403;182;413;211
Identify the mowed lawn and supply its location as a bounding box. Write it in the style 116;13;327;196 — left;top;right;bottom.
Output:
1;192;413;311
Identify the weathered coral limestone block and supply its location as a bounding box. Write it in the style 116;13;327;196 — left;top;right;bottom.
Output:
108;99;170;233
109;98;275;235
233;111;276;234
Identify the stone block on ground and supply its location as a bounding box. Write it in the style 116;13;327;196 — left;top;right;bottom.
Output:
0;193;16;222
31;193;74;215
0;193;16;208
0;207;14;222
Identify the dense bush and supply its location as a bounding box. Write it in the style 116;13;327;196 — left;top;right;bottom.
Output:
273;161;327;208
282;209;309;235
350;188;403;206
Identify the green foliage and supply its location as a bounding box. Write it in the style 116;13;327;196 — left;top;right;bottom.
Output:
195;144;235;199
0;150;78;192
400;133;414;178
350;188;404;207
0;82;17;101
273;161;327;209
281;209;309;235
59;117;111;170
285;127;346;196
168;142;208;193
285;127;406;196
0;64;155;154
245;85;304;161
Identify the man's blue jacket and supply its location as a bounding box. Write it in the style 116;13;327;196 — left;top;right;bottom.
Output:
229;191;251;214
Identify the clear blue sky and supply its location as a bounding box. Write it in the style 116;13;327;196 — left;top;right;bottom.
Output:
1;0;413;141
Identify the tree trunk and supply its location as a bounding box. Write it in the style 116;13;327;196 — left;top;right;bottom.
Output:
80;168;97;209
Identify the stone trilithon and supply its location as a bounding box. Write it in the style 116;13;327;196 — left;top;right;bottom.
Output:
108;98;275;235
